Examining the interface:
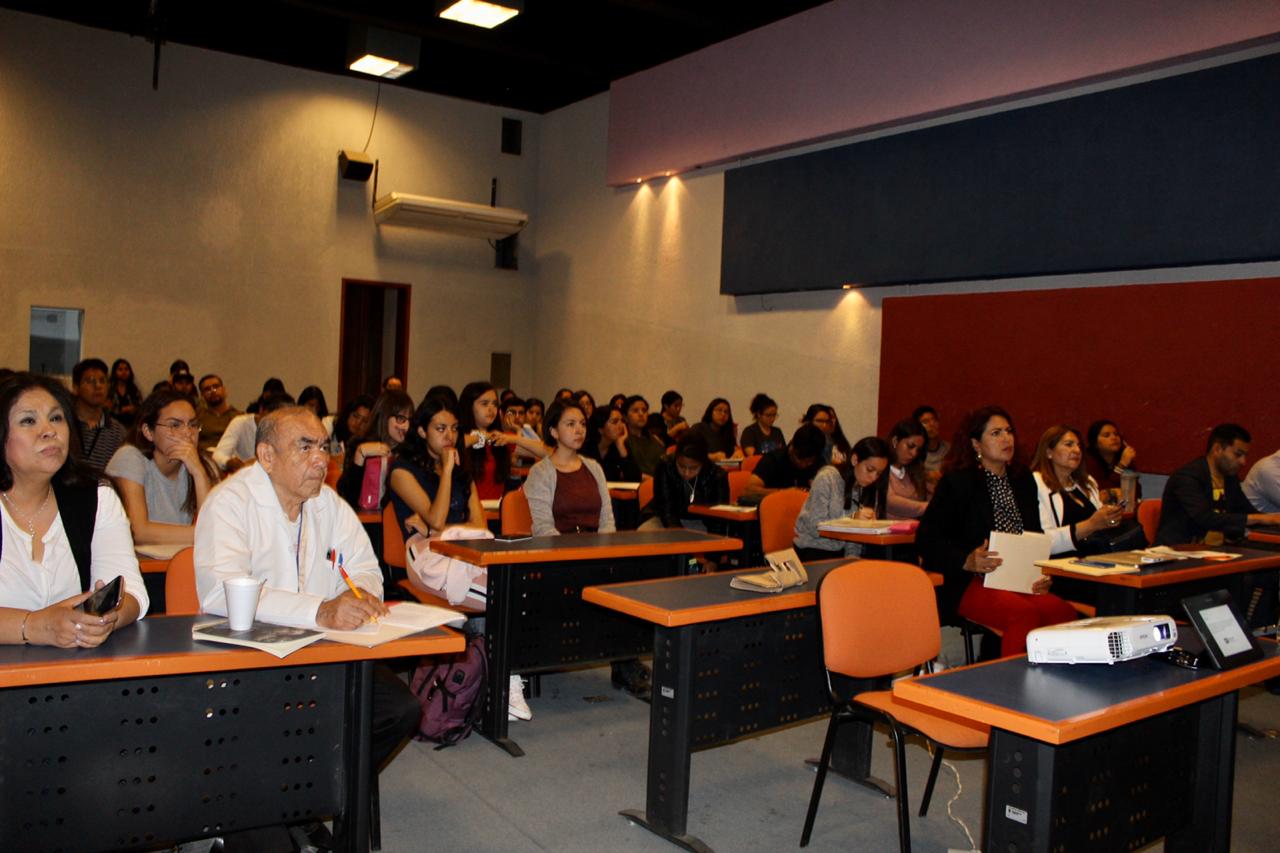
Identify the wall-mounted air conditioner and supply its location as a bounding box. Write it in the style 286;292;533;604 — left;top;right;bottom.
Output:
373;192;528;239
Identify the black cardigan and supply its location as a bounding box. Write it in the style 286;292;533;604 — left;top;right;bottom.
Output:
645;458;729;529
916;466;1042;621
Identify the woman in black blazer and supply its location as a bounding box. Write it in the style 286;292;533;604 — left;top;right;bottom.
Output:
916;405;1076;656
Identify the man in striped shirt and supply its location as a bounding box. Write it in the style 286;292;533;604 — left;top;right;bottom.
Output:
72;358;126;476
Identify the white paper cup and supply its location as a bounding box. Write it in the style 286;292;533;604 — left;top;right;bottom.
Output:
224;576;265;631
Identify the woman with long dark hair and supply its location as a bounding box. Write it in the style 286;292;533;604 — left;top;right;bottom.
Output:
0;373;148;646
689;397;743;462
622;394;665;476
388;396;485;539
107;358;142;428
457;381;547;501
335;390;413;509
916;406;1077;655
740;393;785;457
800;403;851;465
793;436;891;560
1031;425;1123;556
884;418;930;519
1084;419;1140;505
105;389;219;546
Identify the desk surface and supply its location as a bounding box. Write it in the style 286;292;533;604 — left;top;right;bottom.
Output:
1039;545;1280;589
0;615;463;688
430;528;742;566
894;642;1280;745
819;528;917;546
688;504;759;522
1249;528;1280;545
583;559;847;626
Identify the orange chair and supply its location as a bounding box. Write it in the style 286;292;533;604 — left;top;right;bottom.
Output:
801;561;988;852
741;454;763;474
324;457;342;490
1137;498;1161;545
637;477;654;511
759;488;807;554
727;470;753;505
501;488;533;536
382;502;407;570
164;547;199;615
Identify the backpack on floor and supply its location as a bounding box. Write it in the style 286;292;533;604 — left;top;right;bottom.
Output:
410;633;487;748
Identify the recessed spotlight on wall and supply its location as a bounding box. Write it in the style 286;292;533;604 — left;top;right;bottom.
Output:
438;0;522;29
348;25;419;79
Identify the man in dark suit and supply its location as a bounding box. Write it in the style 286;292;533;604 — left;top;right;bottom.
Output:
1157;423;1280;631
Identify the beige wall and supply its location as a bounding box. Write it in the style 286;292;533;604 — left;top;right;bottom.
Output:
0;10;538;407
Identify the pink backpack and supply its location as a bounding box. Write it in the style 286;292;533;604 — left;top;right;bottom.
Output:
410;634;487;747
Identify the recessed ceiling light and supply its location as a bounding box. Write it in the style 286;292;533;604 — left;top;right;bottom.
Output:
348;25;419;79
438;0;522;29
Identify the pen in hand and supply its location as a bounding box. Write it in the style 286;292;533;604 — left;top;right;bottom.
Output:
329;550;377;623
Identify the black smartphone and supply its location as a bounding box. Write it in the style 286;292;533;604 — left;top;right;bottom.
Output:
78;576;123;616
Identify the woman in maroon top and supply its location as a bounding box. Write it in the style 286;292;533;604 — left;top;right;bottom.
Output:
524;400;614;536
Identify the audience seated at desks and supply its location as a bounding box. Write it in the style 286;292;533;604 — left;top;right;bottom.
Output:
793;437;890;561
335;389;412;508
106;389;220;547
212;390;294;473
884;418;931;519
740;392;786;457
914;404;950;484
71;358;127;477
800;403;850;465
916;406;1077;656
1030;425;1124;558
106;358;142;429
1;373;148;647
622;394;666;476
196;373;243;452
742;424;826;502
640;433;729;535
1085;418;1141;504
688;397;744;463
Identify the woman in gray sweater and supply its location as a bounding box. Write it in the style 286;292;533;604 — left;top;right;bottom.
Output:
792;436;891;560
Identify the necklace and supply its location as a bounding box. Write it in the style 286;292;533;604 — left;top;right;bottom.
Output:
1;486;53;537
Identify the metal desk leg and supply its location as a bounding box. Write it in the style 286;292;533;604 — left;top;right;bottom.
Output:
333;660;373;853
482;562;523;757
1168;693;1235;853
622;624;712;853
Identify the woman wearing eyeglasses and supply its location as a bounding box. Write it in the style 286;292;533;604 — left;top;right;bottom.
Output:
106;388;219;546
336;390;413;509
916;406;1077;657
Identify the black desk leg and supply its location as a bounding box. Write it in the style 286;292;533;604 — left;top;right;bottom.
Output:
1168;693;1235;853
622;624;713;853
333;660;373;853
482;561;523;757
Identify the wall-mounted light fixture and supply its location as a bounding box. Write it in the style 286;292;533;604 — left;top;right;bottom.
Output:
348;25;420;79
437;0;521;29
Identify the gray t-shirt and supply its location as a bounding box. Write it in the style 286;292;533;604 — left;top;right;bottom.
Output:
105;444;193;525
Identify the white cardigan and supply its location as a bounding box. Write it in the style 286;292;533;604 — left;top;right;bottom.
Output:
1033;471;1102;555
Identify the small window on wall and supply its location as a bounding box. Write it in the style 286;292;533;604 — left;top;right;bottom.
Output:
29;306;83;379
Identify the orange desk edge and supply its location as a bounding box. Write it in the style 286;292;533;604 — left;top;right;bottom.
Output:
819;529;917;546
430;535;743;566
1040;550;1280;589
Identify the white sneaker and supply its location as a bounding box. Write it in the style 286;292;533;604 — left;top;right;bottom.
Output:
508;674;532;721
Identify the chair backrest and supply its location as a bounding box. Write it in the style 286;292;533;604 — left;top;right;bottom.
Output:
741;454;763;474
164;547;199;615
819;560;941;678
637;477;654;511
383;502;407;569
727;470;753;504
501;488;533;536
324;457;342;490
1137;498;1162;545
759;488;808;554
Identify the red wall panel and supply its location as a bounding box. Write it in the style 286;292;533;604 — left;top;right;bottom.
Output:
877;278;1280;474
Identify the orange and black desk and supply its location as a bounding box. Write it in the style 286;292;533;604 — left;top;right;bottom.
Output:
687;504;762;565
1248;527;1280;545
584;559;886;853
0;615;462;853
818;527;916;561
1040;545;1280;616
429;529;741;757
893;642;1280;851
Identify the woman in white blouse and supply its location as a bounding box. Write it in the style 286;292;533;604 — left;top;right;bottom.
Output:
0;373;148;647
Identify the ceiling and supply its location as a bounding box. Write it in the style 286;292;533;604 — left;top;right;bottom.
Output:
1;0;832;113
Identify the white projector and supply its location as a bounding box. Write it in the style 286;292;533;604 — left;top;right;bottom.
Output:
1026;615;1178;664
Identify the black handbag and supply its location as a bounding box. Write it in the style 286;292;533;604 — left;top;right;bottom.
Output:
1049;487;1148;555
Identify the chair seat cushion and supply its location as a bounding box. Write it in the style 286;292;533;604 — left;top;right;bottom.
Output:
855;690;989;749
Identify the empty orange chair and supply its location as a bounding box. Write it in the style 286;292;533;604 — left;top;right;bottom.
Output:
382;502;407;570
324;457;342;490
164;547;199;615
501;488;533;537
637;477;654;511
727;470;752;505
1137;498;1161;545
741;454;763;474
759;488;807;554
801;561;988;851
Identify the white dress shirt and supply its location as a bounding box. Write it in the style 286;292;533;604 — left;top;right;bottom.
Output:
194;463;382;629
1033;471;1103;555
211;413;258;471
0;485;150;616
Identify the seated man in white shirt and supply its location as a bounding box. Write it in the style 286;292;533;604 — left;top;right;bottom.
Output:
210;390;294;473
194;406;419;771
1244;448;1280;515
